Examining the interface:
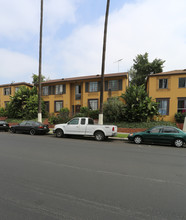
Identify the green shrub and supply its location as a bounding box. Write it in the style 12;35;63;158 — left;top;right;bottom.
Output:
89;110;99;119
0;107;7;117
48;108;70;124
103;97;125;122
175;112;186;123
80;107;89;115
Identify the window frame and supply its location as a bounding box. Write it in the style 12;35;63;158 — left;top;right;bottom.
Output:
55;85;64;95
4;87;11;96
159;78;168;89
89;82;98;92
177;98;186;113
75;85;81;100
179;78;186;88
88;99;98;110
54;100;63;112
42;86;49;96
156;98;170;116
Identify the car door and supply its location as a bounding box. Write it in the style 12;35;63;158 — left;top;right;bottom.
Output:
25;121;33;132
142;127;162;143
16;121;27;132
65;118;80;135
160;127;180;144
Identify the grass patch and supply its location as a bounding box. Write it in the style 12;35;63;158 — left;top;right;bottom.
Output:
116;133;129;138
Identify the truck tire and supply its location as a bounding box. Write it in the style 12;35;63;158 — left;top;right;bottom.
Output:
56;129;64;138
95;131;105;141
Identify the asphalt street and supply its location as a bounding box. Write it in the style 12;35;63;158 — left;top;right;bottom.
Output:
0;132;186;220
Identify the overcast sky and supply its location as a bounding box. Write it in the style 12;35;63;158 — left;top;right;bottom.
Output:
0;0;186;84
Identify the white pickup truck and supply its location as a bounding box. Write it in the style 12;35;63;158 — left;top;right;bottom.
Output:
53;117;117;141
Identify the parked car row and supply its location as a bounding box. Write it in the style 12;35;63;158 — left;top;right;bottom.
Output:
1;119;186;147
0;120;49;135
0;117;117;141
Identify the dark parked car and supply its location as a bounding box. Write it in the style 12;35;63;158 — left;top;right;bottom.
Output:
128;126;186;147
10;121;49;135
0;120;9;132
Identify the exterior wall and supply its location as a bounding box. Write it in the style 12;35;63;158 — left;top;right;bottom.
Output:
0;84;32;108
148;73;186;122
41;74;128;115
42;83;71;113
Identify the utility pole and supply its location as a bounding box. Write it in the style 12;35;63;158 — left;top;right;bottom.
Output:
38;0;43;123
99;0;110;125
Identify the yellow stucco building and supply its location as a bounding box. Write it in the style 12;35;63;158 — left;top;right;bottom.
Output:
147;69;186;122
41;72;129;115
0;82;33;108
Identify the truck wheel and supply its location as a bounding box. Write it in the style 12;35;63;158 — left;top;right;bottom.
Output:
95;131;105;141
56;129;64;138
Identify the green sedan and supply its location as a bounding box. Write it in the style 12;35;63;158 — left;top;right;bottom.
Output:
128;126;186;147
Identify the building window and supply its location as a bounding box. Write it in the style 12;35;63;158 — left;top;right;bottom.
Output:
75;85;81;100
179;78;186;88
88;99;98;110
89;82;98;92
42;86;49;95
156;98;169;115
105;79;122;91
15;87;20;93
178;98;186;113
55;101;63;112
56;85;65;95
109;80;118;91
4;88;11;95
159;79;168;89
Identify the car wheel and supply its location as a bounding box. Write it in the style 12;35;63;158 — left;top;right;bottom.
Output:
174;139;183;148
134;136;142;144
30;129;36;135
95;131;105;141
56;129;64;138
10;128;16;133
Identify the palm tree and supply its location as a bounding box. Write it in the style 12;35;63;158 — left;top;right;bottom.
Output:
99;0;110;124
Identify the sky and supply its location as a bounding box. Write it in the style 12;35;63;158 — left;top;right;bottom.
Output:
0;0;186;84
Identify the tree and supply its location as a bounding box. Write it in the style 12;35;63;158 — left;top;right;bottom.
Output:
6;86;46;119
130;53;165;86
121;85;159;122
32;73;45;86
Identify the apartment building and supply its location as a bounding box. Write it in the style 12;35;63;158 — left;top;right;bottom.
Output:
0;82;33;108
41;72;129;114
147;69;186;122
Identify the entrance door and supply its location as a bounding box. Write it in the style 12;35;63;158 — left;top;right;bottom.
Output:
75;105;81;113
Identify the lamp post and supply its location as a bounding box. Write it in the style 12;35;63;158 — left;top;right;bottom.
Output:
99;0;110;125
38;0;43;123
